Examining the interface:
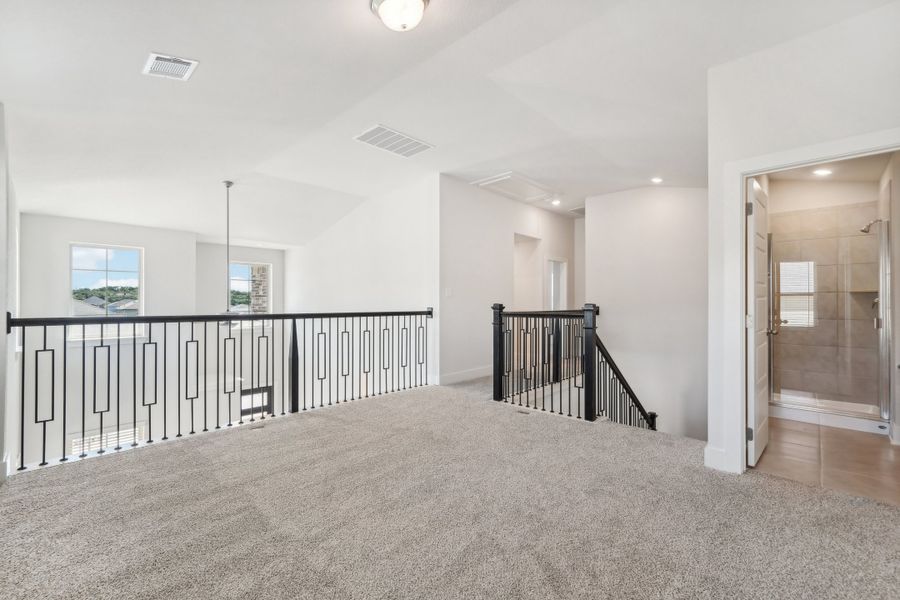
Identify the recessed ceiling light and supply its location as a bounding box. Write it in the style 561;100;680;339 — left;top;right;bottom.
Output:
651;177;663;184
552;199;561;206
813;168;832;177
371;0;429;32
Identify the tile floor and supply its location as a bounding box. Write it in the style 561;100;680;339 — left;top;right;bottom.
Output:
753;417;899;506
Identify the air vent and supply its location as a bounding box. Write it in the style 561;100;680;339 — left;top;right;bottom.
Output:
355;125;433;158
142;53;199;81
569;206;586;217
471;172;555;204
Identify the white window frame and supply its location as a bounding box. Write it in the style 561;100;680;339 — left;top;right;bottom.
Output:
229;261;273;315
69;243;145;340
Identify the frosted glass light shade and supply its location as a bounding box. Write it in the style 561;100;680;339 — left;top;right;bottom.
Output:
372;0;428;32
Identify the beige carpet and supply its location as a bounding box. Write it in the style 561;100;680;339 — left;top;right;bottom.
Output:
1;385;898;599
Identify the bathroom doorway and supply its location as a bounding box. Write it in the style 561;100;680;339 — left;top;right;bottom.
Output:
745;150;900;505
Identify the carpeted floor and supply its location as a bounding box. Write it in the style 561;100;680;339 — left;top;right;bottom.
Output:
1;385;898;599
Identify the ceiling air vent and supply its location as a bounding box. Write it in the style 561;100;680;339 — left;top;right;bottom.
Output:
471;172;555;204
569;206;586;217
355;125;433;158
142;53;199;81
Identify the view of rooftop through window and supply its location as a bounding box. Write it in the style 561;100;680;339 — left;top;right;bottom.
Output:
71;245;141;317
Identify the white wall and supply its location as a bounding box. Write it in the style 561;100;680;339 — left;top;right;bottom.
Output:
585;187;708;439
512;234;542;310
196;243;285;315
768;180;880;214
19;214;197;318
707;2;900;471
0;105;9;481
573;217;585;307
284;175;439;313
439;174;575;384
283;175;440;382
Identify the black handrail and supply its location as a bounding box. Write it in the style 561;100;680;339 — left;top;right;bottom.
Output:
8;308;433;330
595;334;656;430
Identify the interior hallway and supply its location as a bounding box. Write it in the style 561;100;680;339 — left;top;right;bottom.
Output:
753;417;899;506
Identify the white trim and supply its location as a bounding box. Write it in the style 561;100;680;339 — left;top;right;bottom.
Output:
708;126;900;474
440;365;491;385
703;445;735;473
770;405;889;435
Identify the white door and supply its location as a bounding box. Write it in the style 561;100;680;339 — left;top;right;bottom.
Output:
746;177;770;467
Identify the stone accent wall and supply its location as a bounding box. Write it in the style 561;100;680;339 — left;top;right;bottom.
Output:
250;264;269;314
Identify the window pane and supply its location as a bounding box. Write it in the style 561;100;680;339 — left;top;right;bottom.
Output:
230;263;251;279
107;248;140;271
72;246;107;270
72;270;107;315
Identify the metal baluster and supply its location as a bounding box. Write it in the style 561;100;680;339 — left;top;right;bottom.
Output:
61;325;69;461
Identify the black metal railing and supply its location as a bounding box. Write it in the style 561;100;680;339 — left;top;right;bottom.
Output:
492;303;656;430
8;308;432;471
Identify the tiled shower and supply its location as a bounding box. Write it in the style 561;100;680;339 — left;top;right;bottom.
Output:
770;201;884;416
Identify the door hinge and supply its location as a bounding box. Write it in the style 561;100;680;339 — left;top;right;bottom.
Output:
746;427;754;441
746;202;753;216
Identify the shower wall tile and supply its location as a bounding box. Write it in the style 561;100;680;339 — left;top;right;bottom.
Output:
816;265;837;292
802;371;839;395
775;344;837;373
837;262;879;292
837;347;878;379
839;235;879;264
800;238;838;265
814;293;837;319
838;319;878;349
778;320;838;346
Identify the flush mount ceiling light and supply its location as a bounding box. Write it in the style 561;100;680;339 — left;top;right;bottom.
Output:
371;0;429;32
551;199;561;206
813;168;833;177
651;177;663;184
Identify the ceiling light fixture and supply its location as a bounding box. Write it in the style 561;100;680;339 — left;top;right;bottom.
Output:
813;168;833;177
651;177;663;184
552;199;561;206
371;0;429;32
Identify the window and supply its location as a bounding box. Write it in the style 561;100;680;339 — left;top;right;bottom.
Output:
780;261;815;327
71;245;142;317
230;262;271;314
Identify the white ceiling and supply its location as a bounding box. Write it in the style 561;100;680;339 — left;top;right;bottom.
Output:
768;152;893;182
0;0;893;245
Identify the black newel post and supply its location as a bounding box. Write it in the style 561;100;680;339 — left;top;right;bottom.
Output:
289;319;299;413
582;303;597;422
647;411;658;431
492;303;505;401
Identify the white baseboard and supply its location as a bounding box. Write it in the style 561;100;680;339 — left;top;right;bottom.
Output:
704;444;741;474
440;366;491;385
770;405;889;435
891;421;900;446
0;458;7;486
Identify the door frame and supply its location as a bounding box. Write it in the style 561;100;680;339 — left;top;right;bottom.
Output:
545;257;568;311
706;127;900;474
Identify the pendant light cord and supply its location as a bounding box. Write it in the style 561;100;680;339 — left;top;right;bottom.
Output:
224;180;234;313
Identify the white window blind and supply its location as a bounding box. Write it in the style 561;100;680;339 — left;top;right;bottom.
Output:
780;261;815;327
